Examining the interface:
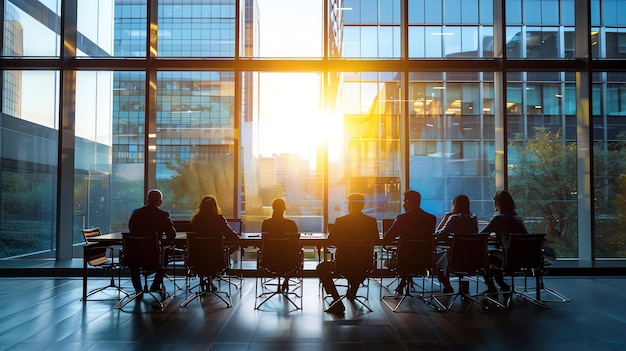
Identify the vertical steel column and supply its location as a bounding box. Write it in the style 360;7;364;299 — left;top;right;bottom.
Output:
575;0;593;262
145;0;158;195
493;0;507;191
57;0;78;260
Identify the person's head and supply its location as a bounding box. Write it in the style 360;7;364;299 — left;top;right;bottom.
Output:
402;190;421;211
147;189;163;207
493;190;516;215
197;195;221;217
347;193;366;214
271;198;286;217
451;194;471;215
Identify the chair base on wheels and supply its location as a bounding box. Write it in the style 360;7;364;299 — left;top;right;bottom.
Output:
381;276;445;312
81;271;129;302
180;276;232;308
433;278;490;311
115;284;172;310
255;276;302;310
323;278;373;314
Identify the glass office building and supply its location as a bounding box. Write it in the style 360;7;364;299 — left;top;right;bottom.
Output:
1;0;625;263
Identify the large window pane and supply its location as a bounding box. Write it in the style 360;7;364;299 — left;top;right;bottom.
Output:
159;0;235;58
77;0;115;57
333;72;402;229
111;72;146;232
3;0;60;56
242;73;326;233
409;74;494;222
155;72;236;220
1;70;59;257
243;0;322;58
339;0;400;59
508;72;578;259
594;73;626;258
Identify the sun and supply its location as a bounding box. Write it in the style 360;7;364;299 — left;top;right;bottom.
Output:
258;73;341;166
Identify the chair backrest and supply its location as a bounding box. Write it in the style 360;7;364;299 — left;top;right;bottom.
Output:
334;237;375;277
185;233;228;277
394;237;433;276
121;233;162;273
447;233;489;275
259;233;302;274
82;227;102;242
226;218;242;235
504;233;545;273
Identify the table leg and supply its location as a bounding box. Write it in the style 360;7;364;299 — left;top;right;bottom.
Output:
82;247;88;302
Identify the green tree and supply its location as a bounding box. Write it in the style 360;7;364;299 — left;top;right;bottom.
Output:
508;130;577;257
509;129;626;258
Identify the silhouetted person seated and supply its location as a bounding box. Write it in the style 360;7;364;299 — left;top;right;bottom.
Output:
434;194;479;294
127;189;176;293
261;198;299;292
382;190;437;294
480;190;528;294
189;195;239;291
317;193;379;315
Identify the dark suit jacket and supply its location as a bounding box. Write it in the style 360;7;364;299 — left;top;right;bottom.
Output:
382;208;436;245
128;203;176;241
328;211;379;274
328;211;379;245
262;217;299;236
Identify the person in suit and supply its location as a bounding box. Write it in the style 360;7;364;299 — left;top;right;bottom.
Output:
189;195;240;291
317;193;379;315
480;190;528;294
382;190;437;294
434;194;479;293
261;198;299;236
261;198;299;292
127;189;176;293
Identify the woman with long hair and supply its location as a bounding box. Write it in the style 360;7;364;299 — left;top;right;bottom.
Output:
434;194;479;294
480;190;528;294
189;195;239;291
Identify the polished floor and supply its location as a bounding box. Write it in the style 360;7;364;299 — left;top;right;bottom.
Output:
0;272;624;351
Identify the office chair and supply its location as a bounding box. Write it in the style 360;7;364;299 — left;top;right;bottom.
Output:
115;233;172;310
180;233;232;308
255;233;304;311
484;233;551;309
81;227;128;301
381;236;444;311
434;233;490;311
325;237;376;313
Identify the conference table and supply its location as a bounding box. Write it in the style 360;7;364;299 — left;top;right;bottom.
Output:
82;232;531;303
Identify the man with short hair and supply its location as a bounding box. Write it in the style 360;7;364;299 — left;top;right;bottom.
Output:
317;193;379;315
261;198;299;236
261;198;299;292
382;190;437;293
128;189;176;293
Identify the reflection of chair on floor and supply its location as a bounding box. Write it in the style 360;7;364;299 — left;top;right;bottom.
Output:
255;233;303;310
485;233;550;309
81;227;128;301
325;237;376;313
115;233;172;310
180;233;232;308
434;233;490;311
381;237;444;311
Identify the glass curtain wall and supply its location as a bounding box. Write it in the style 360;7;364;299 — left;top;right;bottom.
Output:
3;0;626;263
